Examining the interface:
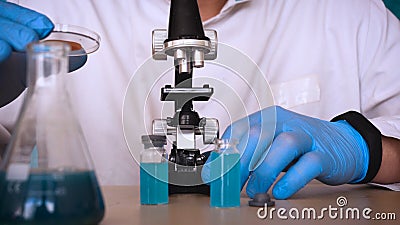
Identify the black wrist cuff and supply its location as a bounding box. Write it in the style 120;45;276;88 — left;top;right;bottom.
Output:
331;111;382;184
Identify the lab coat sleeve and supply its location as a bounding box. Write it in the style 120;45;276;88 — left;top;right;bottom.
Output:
360;1;400;189
0;91;25;152
0;124;10;158
360;0;400;139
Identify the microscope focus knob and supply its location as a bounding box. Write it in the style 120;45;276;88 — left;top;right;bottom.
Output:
200;118;219;144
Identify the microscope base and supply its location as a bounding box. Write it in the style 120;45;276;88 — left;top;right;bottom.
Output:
168;163;210;196
168;183;210;196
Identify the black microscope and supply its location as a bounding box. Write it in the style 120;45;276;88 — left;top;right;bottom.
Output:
149;0;219;195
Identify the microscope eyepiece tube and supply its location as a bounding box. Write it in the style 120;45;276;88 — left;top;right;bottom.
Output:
193;49;204;68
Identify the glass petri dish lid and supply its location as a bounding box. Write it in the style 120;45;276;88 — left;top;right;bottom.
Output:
41;24;101;56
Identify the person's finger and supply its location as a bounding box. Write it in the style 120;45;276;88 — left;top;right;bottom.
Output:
221;116;255;142
0;18;38;51
223;108;277;168
0;2;54;38
220;106;277;188
201;124;248;184
0;39;11;62
219;114;258;186
221;106;276;140
272;151;324;199
237;126;261;189
246;130;312;198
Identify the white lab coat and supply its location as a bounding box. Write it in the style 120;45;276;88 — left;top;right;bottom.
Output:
1;0;400;185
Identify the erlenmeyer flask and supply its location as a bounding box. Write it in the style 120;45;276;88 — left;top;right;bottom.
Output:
0;42;105;225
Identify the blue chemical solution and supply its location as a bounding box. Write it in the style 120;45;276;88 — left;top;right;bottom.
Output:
210;151;241;208
0;170;105;225
140;162;168;205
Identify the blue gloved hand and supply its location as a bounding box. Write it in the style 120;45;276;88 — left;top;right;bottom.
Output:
0;2;54;107
0;1;54;62
202;106;369;200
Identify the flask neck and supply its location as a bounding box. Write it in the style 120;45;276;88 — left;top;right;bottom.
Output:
9;42;94;171
26;42;70;88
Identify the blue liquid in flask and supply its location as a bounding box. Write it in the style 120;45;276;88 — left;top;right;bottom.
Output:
210;152;241;208
0;170;105;225
140;162;168;205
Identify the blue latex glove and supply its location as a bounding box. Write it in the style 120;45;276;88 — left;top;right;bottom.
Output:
202;106;369;200
0;1;54;62
0;2;54;107
0;2;87;107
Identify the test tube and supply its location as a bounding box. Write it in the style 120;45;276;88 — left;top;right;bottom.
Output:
140;135;169;205
210;139;241;208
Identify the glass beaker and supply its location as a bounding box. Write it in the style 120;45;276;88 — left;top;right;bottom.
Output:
140;135;168;205
0;42;105;225
210;139;241;208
